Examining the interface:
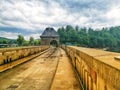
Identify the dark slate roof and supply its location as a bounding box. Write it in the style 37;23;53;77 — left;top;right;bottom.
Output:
40;27;59;37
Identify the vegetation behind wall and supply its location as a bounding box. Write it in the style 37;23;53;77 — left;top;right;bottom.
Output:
58;25;120;52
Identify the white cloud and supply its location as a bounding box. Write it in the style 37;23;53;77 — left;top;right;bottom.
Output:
0;30;41;40
24;33;40;40
105;6;120;22
0;31;20;39
0;0;120;39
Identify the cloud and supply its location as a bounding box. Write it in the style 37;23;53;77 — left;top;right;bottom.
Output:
0;30;40;40
24;33;41;40
0;30;20;39
0;0;120;39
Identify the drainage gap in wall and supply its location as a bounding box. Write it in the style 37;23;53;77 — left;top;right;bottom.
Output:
10;58;12;62
4;60;6;64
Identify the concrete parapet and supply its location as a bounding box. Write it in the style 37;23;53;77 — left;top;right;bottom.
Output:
62;45;120;90
0;45;49;72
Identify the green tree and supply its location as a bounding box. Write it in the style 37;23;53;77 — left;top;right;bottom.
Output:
23;41;29;46
75;25;79;31
66;25;74;32
34;39;41;46
29;36;34;45
17;35;25;46
2;40;8;44
57;25;120;52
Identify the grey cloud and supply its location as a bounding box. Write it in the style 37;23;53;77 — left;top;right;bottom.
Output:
53;0;120;20
54;0;109;12
0;0;120;35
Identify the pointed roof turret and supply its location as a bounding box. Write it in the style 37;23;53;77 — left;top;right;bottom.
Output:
40;27;59;38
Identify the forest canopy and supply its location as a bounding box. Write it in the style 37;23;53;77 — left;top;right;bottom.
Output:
57;25;120;52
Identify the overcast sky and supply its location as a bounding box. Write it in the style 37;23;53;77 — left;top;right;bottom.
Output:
0;0;120;40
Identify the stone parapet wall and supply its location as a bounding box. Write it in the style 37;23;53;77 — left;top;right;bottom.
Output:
62;45;120;90
0;45;49;72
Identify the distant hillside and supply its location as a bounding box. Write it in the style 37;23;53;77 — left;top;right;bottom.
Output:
0;37;16;41
0;37;9;40
0;37;16;44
